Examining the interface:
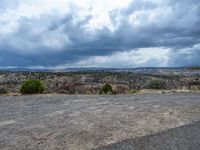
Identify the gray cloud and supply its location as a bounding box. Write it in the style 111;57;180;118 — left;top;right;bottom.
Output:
0;0;200;68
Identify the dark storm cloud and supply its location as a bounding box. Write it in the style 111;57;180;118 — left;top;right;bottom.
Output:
0;0;200;68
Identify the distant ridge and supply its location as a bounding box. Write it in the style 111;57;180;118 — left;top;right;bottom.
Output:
0;66;200;72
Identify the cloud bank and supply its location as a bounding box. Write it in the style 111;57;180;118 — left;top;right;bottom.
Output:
0;0;200;68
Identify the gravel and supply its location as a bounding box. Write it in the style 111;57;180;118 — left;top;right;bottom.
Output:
0;93;200;150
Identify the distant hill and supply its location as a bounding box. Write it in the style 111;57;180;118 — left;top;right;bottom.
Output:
187;66;200;70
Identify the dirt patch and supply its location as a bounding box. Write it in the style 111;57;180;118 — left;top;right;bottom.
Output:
0;120;16;127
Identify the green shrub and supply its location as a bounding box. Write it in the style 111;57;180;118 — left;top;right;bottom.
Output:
146;80;166;90
100;83;113;95
20;79;44;94
0;88;8;94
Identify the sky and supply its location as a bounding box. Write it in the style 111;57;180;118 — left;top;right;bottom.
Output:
0;0;200;69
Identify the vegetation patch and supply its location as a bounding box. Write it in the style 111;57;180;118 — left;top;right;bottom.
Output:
20;79;44;94
129;90;138;94
146;80;167;90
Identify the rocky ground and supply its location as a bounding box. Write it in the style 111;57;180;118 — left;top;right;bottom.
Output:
0;93;200;150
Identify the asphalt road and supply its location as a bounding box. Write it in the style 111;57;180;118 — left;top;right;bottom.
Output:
0;93;200;150
94;121;200;150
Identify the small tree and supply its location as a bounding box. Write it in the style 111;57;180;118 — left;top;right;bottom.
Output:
20;79;44;94
100;83;113;95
